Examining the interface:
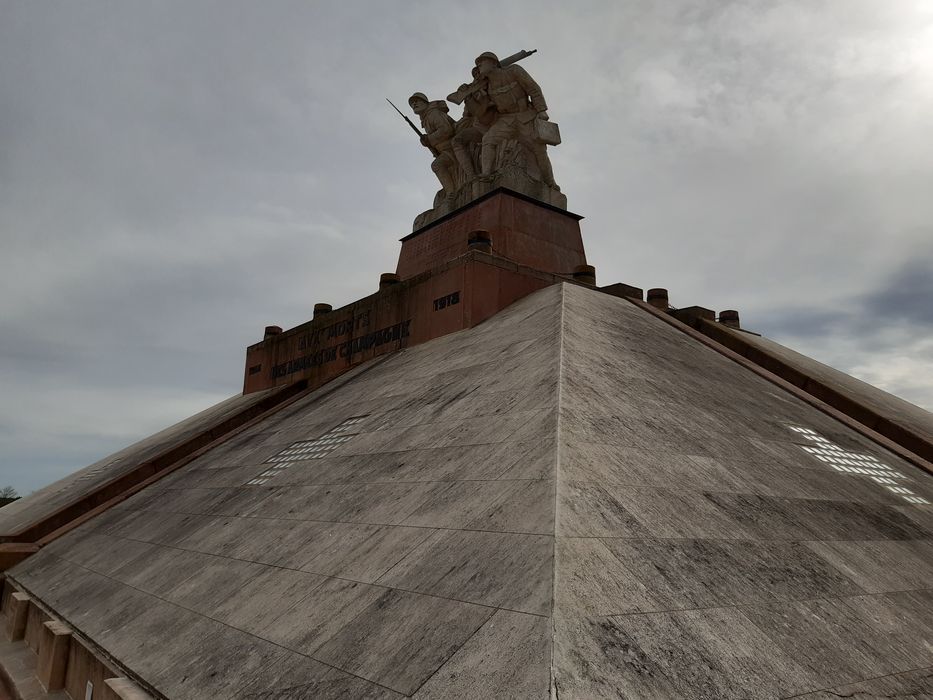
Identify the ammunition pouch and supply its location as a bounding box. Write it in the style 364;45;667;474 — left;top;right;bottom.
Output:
535;117;561;146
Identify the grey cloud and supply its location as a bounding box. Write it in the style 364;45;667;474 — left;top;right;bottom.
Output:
756;308;855;341
757;245;933;342
861;252;933;327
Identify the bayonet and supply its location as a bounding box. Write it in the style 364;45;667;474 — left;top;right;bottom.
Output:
387;98;439;157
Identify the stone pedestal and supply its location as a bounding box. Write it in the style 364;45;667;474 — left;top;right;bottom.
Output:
398;188;585;280
414;170;567;231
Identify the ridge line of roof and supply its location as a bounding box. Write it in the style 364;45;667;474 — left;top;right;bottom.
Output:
548;282;568;698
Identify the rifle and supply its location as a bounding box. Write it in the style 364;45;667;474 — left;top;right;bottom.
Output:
386;98;439;157
446;49;538;105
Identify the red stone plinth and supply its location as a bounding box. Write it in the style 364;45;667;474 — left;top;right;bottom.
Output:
396;188;586;280
243;252;563;394
242;191;589;395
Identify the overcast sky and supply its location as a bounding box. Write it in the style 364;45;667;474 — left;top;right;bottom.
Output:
2;1;932;494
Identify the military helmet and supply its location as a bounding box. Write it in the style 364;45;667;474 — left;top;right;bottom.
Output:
408;92;429;105
475;51;499;66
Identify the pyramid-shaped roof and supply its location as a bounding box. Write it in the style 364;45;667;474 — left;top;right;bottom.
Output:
3;282;932;698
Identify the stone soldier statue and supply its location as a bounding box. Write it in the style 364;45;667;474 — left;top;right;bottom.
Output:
408;92;458;198
450;66;496;181
474;51;560;191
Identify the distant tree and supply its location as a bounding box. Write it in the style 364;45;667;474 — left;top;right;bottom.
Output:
0;485;18;500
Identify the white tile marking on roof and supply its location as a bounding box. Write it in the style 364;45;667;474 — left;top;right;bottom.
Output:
905;496;930;504
244;416;370;486
788;425;927;506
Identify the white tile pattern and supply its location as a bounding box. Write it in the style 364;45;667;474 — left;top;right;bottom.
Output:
789;426;929;505
245;416;368;485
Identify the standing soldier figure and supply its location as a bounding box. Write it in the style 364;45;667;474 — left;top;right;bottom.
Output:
473;51;560;191
408;93;458;198
451;66;496;182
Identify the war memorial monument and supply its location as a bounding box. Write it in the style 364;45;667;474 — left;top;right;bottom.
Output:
1;50;932;700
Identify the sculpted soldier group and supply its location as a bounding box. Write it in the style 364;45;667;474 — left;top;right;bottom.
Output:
398;50;562;216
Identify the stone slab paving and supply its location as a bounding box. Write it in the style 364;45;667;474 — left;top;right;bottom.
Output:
5;282;933;698
552;283;933;699
8;284;563;699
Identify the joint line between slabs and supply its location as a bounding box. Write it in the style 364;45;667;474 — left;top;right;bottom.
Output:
602;584;933;620
69;530;550;619
100;504;555;537
563;535;933;544
780;663;933;698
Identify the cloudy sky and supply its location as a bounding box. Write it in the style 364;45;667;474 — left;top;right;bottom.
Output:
2;1;932;494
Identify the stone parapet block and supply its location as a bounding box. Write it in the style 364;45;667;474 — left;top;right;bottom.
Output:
673;306;715;323
572;264;596;286
5;593;30;642
23;602;49;654
37;620;71;691
719;309;740;328
646;288;669;309
599;282;643;301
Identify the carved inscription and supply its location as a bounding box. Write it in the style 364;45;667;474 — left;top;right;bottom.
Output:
271;320;412;379
433;291;460;311
297;311;371;350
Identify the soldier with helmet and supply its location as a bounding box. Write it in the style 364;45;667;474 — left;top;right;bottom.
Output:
473;51;560;191
450;66;497;182
408;92;458;198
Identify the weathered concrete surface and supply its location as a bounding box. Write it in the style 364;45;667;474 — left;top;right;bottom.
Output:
5;283;933;698
8;285;562;699
551;283;932;699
